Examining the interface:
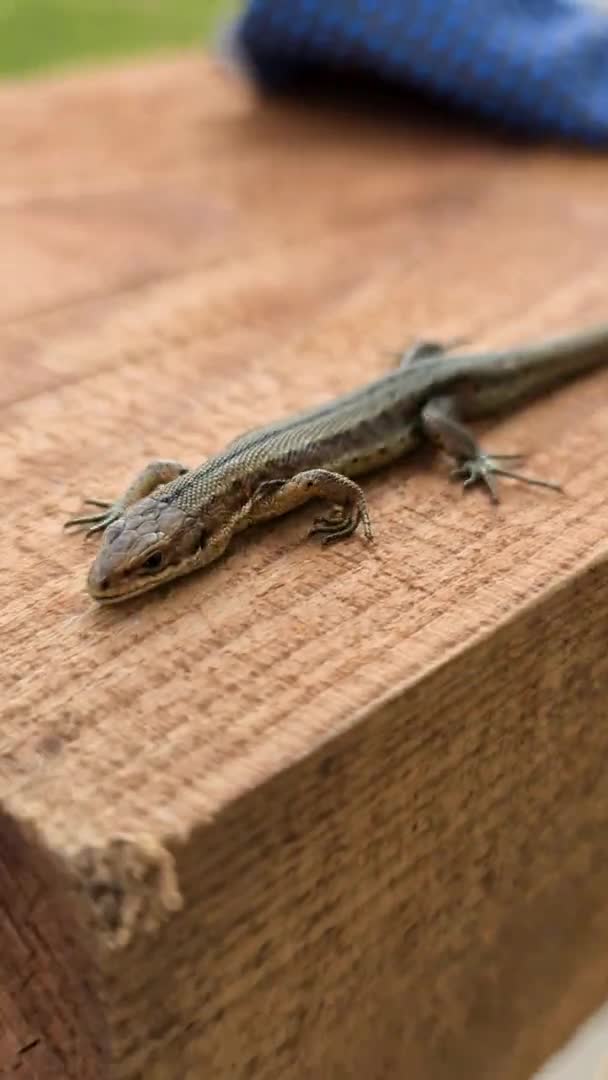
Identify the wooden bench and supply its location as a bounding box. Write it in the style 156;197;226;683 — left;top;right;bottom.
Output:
2;53;608;1080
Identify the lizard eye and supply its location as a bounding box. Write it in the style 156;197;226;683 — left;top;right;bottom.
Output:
141;551;164;573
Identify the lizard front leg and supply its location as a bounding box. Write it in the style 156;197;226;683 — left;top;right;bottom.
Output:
421;396;563;503
241;468;374;545
64;459;189;535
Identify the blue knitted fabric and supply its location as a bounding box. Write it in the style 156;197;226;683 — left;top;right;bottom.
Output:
234;0;608;144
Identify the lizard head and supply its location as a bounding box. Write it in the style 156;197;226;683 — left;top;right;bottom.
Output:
86;496;224;602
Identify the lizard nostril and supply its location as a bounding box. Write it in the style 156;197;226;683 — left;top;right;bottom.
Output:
86;559;113;599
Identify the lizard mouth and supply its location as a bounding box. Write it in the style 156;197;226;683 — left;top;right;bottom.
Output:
87;574;178;604
86;560;168;603
86;570;180;604
87;576;158;603
86;549;201;603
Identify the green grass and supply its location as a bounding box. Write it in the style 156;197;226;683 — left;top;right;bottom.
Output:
0;0;238;77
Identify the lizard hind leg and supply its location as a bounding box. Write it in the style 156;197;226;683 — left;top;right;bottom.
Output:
392;336;469;368
421;397;563;504
450;453;563;504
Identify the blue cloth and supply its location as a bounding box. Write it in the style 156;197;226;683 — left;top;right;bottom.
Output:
234;0;608;144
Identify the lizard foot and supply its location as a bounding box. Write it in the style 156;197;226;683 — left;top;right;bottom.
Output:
451;453;563;504
63;499;125;537
309;504;363;544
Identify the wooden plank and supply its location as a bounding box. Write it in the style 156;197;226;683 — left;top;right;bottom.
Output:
2;54;608;1079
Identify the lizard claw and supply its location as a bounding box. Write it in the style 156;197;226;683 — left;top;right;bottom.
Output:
309;505;363;544
64;500;125;535
452;453;563;504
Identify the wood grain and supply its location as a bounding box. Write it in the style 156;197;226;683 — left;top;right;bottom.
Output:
2;53;608;1080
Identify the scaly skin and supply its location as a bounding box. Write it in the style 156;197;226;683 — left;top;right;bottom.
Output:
65;323;608;602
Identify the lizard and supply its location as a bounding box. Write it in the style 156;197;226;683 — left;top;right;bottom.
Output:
65;322;608;603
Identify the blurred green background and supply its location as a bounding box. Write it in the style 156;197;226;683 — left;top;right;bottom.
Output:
0;0;237;77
